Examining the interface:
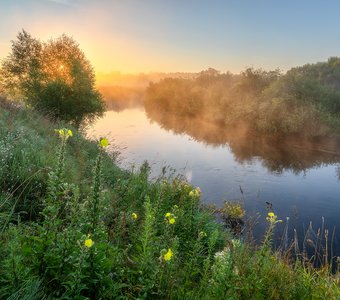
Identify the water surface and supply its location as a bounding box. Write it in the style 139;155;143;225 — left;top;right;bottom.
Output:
88;102;340;255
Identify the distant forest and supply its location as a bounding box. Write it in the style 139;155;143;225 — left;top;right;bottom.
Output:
144;57;340;136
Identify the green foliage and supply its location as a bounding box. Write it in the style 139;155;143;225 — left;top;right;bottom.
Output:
221;201;245;219
0;97;122;222
0;30;105;127
239;67;281;95
145;67;278;127
145;59;340;137
1;99;340;299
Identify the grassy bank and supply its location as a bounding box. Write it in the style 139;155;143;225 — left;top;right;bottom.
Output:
1;97;340;299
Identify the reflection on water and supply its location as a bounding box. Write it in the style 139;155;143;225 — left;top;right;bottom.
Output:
88;98;340;255
98;85;144;112
145;101;340;175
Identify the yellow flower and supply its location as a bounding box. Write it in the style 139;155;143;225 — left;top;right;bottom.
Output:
99;137;110;148
266;212;282;224
169;218;176;225
164;248;173;261
189;187;201;198
165;212;176;224
84;238;94;248
132;212;138;219
55;128;73;139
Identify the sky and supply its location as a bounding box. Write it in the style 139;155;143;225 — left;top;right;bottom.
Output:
1;0;340;74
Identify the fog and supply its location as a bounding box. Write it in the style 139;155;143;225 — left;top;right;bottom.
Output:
101;90;340;176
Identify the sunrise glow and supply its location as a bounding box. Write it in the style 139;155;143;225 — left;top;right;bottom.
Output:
1;1;340;75
2;1;340;298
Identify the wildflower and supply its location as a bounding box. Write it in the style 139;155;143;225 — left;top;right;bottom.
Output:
99;137;110;148
266;212;282;224
55;128;73;139
164;248;173;261
189;187;201;198
84;238;94;248
165;212;176;224
132;212;138;219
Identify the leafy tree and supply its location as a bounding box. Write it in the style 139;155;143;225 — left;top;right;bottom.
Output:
0;30;42;98
0;30;105;127
238;67;281;95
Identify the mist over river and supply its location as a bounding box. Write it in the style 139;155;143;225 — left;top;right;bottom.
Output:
87;99;340;255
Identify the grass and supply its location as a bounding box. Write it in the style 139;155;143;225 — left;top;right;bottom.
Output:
0;96;340;299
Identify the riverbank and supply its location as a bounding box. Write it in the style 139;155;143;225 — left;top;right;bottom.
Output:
1;97;339;299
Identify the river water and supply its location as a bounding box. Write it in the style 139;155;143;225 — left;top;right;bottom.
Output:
88;101;340;257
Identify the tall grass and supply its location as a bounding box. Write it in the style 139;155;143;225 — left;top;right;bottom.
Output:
1;98;340;299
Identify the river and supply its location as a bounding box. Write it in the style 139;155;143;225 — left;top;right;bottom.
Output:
88;99;340;257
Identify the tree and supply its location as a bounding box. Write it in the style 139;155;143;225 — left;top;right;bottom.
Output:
196;68;221;87
0;30;42;98
239;67;281;95
0;30;105;127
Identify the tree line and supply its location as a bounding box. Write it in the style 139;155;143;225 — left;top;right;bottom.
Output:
145;60;340;136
